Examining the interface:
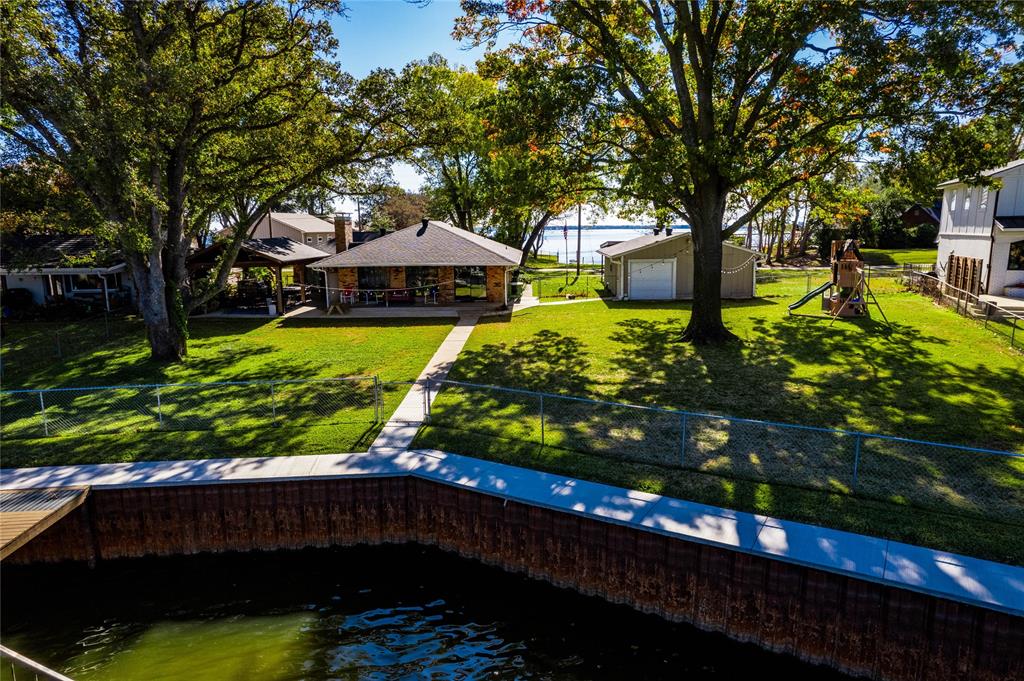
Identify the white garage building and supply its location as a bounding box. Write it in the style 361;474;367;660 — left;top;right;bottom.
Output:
598;232;762;300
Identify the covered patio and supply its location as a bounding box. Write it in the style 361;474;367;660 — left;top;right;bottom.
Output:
309;219;523;313
188;237;327;316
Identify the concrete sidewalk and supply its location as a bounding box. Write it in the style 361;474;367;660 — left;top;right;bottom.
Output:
369;313;481;450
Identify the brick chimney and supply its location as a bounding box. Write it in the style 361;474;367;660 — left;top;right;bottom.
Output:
334;213;353;253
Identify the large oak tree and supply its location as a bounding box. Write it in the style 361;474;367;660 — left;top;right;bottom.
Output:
460;0;1018;342
2;0;409;360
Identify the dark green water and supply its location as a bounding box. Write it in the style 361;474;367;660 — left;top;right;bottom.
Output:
2;545;854;680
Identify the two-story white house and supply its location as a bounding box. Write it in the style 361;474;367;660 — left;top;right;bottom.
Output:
935;158;1024;297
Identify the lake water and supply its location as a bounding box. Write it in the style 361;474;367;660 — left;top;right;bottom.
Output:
536;226;677;265
1;545;854;680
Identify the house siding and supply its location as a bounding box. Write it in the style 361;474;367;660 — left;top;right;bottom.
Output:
936;163;1024;293
613;237;756;300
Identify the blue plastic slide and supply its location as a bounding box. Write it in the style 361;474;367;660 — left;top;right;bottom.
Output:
788;281;832;313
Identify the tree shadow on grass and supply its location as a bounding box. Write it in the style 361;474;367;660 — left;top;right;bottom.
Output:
449;329;592;394
604;312;1024;522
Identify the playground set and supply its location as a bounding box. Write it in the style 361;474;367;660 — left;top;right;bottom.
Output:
788;240;889;325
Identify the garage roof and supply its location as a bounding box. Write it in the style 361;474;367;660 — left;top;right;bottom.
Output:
597;232;763;258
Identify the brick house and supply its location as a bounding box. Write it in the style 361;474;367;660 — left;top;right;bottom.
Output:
310;219;523;307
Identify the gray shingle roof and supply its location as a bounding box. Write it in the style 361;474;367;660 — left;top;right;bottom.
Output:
597;231;763;258
268;212;335;233
243;238;330;263
311;221;523;268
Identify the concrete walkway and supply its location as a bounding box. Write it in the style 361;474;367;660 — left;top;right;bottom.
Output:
369;313;481;450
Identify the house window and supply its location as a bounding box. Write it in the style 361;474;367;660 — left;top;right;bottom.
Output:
67;274;103;290
949;190;957;214
1009;240;1024;271
357;267;388;291
306;237;313;244
405;267;438;291
317;235;324;243
964;191;971;212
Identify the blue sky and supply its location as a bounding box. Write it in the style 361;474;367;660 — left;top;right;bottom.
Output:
331;1;487;79
330;1;485;201
328;1;632;224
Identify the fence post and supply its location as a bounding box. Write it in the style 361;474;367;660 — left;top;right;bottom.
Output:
679;412;688;467
270;382;278;425
155;386;163;427
38;391;48;437
539;393;545;448
852;434;862;491
373;376;381;423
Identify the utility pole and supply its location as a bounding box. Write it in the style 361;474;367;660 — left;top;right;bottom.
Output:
576;204;583;278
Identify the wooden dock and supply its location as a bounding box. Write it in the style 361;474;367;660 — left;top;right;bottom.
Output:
0;487;89;560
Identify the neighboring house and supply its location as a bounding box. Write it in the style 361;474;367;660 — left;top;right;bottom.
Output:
0;234;133;310
249;212;379;254
935;158;1024;296
310;219;523;306
901;201;941;229
598;232;762;300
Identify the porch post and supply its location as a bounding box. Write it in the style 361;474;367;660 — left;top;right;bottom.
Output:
297;266;306;304
102;272;110;311
275;266;285;316
503;267;508;306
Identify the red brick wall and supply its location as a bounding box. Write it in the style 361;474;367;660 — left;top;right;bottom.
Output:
437;266;455;304
485;266;506;304
336;268;357;289
388;267;406;290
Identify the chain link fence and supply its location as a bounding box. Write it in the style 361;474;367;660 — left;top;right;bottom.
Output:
0;377;382;439
0;314;144;379
425;380;1024;524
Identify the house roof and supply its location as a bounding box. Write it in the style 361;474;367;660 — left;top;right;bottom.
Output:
936;158;1024;188
995;216;1024;231
0;233;123;273
268;212;335;233
311;221;523;268
597;231;763;259
241;237;331;263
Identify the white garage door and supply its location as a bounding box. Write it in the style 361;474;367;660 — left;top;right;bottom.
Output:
628;259;675;299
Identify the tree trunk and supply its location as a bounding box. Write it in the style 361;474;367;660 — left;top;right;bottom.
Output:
129;254;188;362
683;194;736;344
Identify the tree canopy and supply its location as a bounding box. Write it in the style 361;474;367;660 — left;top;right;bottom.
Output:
459;0;1021;342
2;0;410;359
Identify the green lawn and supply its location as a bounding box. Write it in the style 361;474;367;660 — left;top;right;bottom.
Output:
1;318;452;467
860;248;938;266
415;277;1024;563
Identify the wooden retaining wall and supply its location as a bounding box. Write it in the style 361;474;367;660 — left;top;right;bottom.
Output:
7;477;1023;681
